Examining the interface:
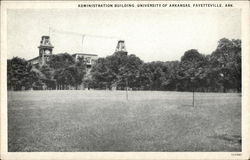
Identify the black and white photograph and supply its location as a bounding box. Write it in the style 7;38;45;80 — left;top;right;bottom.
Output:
1;0;250;159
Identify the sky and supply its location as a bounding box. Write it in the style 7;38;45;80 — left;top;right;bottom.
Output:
7;9;241;62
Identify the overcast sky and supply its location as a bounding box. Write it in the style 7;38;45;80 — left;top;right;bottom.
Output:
7;9;241;62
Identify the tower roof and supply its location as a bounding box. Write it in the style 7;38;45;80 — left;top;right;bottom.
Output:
115;40;127;53
38;35;54;48
72;53;98;56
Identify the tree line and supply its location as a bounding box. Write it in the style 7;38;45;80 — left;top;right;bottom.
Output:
7;38;241;92
7;54;87;90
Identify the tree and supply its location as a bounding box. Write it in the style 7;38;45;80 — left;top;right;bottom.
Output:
179;49;207;89
179;49;207;106
29;67;47;90
161;61;181;91
138;61;166;90
91;52;143;90
48;53;75;70
40;65;53;80
138;63;154;90
7;57;36;90
210;38;241;92
107;51;129;89
117;54;143;90
74;56;87;89
8;37;241;93
91;57;116;89
47;53;87;90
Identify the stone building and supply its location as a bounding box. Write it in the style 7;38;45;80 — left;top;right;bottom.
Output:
28;36;98;69
28;36;54;66
27;35;127;90
72;53;98;68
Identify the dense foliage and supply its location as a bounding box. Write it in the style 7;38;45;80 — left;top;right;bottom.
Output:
7;38;241;92
7;53;87;90
7;57;37;90
90;38;241;92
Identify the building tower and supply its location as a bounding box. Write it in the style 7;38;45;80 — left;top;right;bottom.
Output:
38;36;54;65
115;40;127;55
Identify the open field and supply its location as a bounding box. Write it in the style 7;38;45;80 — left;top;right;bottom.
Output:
8;90;241;151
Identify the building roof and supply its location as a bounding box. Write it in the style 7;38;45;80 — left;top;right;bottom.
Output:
28;56;40;62
38;45;54;49
42;35;50;38
72;53;98;56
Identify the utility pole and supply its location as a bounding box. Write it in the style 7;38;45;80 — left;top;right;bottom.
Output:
126;78;128;100
193;86;195;107
82;35;85;52
49;26;51;37
191;76;195;107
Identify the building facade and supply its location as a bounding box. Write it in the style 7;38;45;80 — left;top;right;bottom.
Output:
29;36;98;68
28;36;54;66
27;35;127;90
72;53;98;68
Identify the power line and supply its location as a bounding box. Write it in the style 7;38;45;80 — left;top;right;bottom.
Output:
49;27;121;40
49;27;124;53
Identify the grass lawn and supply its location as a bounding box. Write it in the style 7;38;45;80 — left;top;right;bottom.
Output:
8;90;241;152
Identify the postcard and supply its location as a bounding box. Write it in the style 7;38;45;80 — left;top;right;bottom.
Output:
1;1;249;159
